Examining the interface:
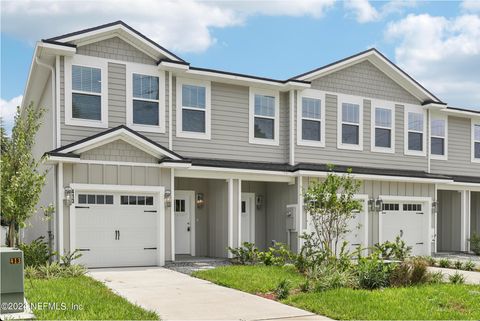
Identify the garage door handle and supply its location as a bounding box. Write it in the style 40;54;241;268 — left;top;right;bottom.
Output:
78;248;90;251
144;247;157;250
75;206;90;209
144;210;157;213
416;242;424;245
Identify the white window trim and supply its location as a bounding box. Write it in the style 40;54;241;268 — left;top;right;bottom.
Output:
472;119;480;163
430;113;448;161
370;100;395;154
126;64;165;133
404;104;427;157
176;77;211;140
297;89;325;147
249;87;280;146
337;94;363;151
64;55;108;128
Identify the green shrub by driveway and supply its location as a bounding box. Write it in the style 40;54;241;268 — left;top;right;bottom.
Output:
25;276;158;320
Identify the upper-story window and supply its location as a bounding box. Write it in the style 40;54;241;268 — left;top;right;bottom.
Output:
371;101;395;153
176;78;211;140
337;95;363;151
249;88;279;145
65;55;107;128
430;115;447;160
404;105;426;156
297;89;325;147
126;65;165;133
473;122;480;162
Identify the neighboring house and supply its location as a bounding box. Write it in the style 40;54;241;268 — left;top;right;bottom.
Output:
22;21;480;268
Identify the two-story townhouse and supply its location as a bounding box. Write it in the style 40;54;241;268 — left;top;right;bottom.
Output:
22;21;479;268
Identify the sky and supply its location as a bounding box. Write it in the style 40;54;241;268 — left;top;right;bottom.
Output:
1;0;479;133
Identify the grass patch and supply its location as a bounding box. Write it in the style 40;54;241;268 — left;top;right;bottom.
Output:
193;265;305;294
25;275;158;320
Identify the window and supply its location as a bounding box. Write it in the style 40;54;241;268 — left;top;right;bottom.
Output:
473;122;480;162
297;89;325;147
175;199;186;212
249;88;279;145
120;195;154;206
176;78;211;139
382;203;399;211
371;102;395;153
78;194;113;205
65;55;107;128
338;95;363;150
403;203;422;212
430;116;447;159
404;106;426;156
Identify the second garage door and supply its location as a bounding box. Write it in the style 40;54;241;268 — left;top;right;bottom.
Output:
74;192;159;268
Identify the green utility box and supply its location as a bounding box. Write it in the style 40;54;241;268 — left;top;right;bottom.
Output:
0;247;25;314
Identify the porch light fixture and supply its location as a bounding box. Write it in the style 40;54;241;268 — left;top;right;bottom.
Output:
164;189;172;207
375;198;383;212
256;195;263;209
196;193;205;208
368;199;375;212
432;201;438;213
64;186;74;206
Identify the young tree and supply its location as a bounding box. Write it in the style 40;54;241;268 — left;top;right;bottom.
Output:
303;166;362;256
1;103;47;247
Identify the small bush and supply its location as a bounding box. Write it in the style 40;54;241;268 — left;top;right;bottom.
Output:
356;254;395;289
62;264;87;277
315;268;358;291
259;243;294;266
410;257;429;284
463;260;476;271
25;262;86;279
426;271;444;284
439;258;451;268
24;266;39;279
449;272;465;284
469;232;480;255
389;257;429;287
373;236;412;261
18;236;54;267
275;279;291;300
454;260;463;270
228;242;259;265
36;262;63;278
389;261;411;287
423;256;437;266
299;280;310;293
61;249;82;267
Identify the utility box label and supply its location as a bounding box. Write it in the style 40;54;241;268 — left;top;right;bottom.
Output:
9;257;21;264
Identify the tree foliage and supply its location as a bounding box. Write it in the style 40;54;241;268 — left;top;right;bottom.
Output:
1;103;47;246
303;166;362;255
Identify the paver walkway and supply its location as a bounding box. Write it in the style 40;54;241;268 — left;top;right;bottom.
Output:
89;267;331;321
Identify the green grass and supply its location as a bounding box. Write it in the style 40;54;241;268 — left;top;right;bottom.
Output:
193;265;306;293
25;276;158;320
194;265;480;320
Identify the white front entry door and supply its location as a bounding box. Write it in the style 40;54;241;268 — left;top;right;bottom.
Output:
241;193;255;244
174;191;195;255
381;201;428;256
75;192;159;268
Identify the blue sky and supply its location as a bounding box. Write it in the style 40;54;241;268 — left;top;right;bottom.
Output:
1;0;479;132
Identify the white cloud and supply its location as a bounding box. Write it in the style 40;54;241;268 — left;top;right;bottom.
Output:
386;13;480;108
0;0;334;53
344;0;416;23
462;0;480;12
0;96;22;134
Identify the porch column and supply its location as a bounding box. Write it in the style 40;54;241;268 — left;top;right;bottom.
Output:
297;176;304;253
170;169;175;261
57;162;64;257
460;190;470;252
227;178;234;258
237;179;242;249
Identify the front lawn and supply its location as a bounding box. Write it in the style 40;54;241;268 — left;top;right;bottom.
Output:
194;265;480;320
25;275;158;320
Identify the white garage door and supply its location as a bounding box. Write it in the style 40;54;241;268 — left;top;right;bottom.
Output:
74;192;159;268
381;202;429;256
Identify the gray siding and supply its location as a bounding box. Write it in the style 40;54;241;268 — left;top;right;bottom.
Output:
296;94;428;171
242;181;267;250
471;192;480;236
81;139;158;163
172;79;290;162
437;190;462;252
77;37;156;65
431;116;480;177
311;60;420;105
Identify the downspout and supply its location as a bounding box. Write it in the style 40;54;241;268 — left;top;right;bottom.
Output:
289;90;295;166
168;71;173;150
35;56;57;256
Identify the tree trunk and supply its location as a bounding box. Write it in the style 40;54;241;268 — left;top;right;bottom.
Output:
8;221;16;247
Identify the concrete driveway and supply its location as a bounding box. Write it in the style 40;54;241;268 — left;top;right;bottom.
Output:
89;267;330;321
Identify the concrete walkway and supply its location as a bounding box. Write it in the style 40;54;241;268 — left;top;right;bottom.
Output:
89;267;330;321
429;267;480;285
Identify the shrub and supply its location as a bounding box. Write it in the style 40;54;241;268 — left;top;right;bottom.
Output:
469;232;480;255
36;262;63;278
454;260;463;270
449;272;465;284
299;280;310;293
373;236;412;261
61;249;82;267
314;268;358;291
259;242;293;266
18;236;54;267
24;262;86;279
356;254;395;289
409;257;429;284
389;261;411;287
463;260;476;271
426;271;444;284
62;264;87;277
274;279;291;300
228;242;259;265
389;257;429;287
439;258;451;268
422;256;437;266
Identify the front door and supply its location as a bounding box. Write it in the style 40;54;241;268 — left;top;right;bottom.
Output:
241;193;255;244
175;191;194;255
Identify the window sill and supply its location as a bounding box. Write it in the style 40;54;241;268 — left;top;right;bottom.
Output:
128;123;165;134
404;150;427;157
176;131;211;140
65;118;108;129
297;140;325;148
337;143;363;151
431;154;448;161
249;137;279;146
371;146;395;154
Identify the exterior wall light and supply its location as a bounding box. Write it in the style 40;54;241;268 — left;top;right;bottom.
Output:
164;189;172;207
196;193;205;208
64;187;74;206
375;198;384;212
256;195;263;209
368;199;375;212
